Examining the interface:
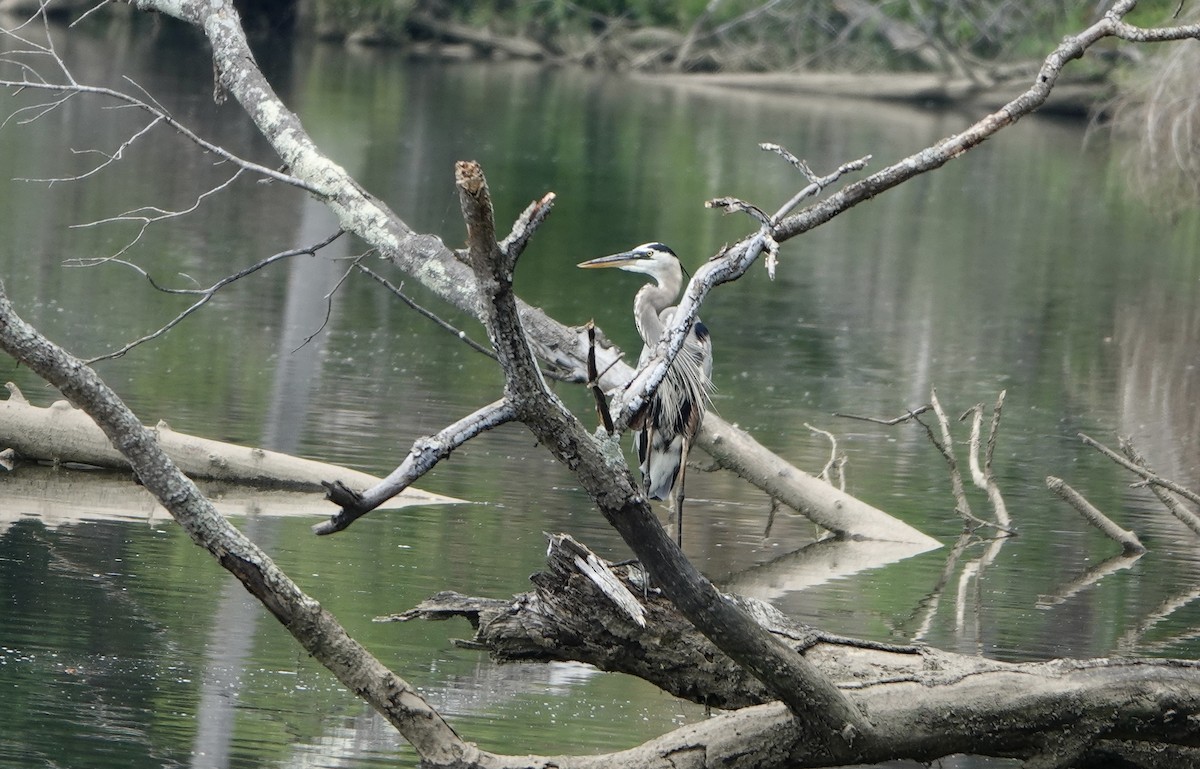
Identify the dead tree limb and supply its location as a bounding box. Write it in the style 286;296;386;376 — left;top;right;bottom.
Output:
395;533;1200;768
0;282;475;767
452;159;875;756
315;399;517;534
1080;433;1200;507
1046;475;1146;554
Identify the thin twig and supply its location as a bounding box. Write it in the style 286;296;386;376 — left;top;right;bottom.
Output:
84;230;345;363
833;405;931;425
354;261;499;363
65;169;246;263
804;422;843;487
292;253;366;353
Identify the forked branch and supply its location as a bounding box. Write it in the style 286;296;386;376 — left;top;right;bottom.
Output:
453;159;876;755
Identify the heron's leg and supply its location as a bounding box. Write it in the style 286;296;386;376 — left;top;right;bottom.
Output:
671;433;692;548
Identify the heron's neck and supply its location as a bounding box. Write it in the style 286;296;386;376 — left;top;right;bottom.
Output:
633;275;681;346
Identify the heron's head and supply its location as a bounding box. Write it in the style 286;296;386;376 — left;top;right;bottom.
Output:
577;242;680;281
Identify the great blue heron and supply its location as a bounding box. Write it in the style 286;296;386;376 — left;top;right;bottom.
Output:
578;242;714;545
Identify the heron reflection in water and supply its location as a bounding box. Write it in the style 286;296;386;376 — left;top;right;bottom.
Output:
579;242;714;546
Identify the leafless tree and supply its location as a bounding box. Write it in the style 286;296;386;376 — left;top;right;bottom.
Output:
2;1;1200;767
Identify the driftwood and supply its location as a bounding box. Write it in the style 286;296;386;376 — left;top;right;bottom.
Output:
0;382;458;503
646;71;1108;117
0;463;445;532
396;533;1200;767
406;12;548;60
387;534;923;710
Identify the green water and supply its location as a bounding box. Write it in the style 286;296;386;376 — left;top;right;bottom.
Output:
0;18;1198;769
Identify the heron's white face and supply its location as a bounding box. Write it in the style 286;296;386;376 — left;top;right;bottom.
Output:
577;242;679;282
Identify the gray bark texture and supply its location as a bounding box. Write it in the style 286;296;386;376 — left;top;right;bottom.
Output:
1;1;1198;766
396;534;1200;768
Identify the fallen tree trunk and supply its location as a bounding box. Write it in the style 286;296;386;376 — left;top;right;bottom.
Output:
394;533;1200;767
644;70;1109;116
406;11;549;60
0;382;458;503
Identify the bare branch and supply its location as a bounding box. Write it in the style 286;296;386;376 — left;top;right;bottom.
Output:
930;389;973;523
83;230;344;363
354;262;500;363
805;422;845;489
704;196;772;226
1080;433;1200;508
1118;438;1200;538
1046;476;1146;555
316;398;518;535
66;168;245;263
963;390;1011;529
920;390;1011;533
834;405;931;425
769;152;873;223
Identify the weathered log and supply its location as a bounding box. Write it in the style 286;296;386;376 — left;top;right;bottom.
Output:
389;533;923;709
406;12;548;60
394;534;1200;767
0;382;458;502
645;71;1109;117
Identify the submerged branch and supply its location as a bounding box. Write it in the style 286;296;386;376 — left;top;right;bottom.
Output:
1046;475;1146;554
1119;438;1200;538
1081;432;1200;508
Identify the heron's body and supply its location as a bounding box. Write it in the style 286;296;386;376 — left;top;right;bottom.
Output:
579;243;713;541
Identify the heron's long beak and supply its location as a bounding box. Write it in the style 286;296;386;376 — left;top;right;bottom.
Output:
577;251;639;269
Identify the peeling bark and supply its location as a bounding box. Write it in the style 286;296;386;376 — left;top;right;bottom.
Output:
396;534;1200;768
